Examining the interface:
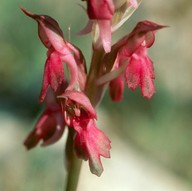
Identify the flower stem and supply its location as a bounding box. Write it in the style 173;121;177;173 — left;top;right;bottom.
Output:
64;48;105;191
85;49;105;106
65;128;82;191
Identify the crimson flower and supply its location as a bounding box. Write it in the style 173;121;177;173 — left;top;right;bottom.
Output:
59;90;111;176
24;88;65;149
108;20;166;100
21;9;86;102
21;5;165;179
80;0;140;53
80;0;115;53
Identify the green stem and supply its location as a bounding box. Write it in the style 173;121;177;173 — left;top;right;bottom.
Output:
85;49;105;106
64;48;105;191
65;128;82;191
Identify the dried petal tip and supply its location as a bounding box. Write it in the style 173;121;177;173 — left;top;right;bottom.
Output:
21;7;65;52
20;7;33;18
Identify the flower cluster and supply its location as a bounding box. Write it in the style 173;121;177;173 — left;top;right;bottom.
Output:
22;8;111;176
22;0;165;177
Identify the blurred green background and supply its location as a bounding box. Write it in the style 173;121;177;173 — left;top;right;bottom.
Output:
0;0;192;190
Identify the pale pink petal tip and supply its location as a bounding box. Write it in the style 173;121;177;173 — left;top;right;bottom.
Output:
129;0;139;8
98;20;112;53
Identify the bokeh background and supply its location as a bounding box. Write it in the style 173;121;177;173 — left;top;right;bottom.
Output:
0;0;192;190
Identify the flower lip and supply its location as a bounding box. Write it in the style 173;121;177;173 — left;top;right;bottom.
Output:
73;118;111;176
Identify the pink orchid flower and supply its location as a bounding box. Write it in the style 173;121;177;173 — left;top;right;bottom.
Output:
125;44;155;99
59;90;111;176
74;118;111;176
108;20;166;99
24;88;65;150
21;9;86;102
80;0;115;53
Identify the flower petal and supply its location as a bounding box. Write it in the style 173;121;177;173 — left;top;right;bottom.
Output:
129;0;139;8
109;75;124;102
41;112;65;146
74;119;111;176
24;111;56;150
125;55;141;91
39;51;65;102
112;0;141;32
21;8;69;55
97;20;112;53
61;54;78;91
66;42;87;91
140;57;155;99
87;0;114;20
115;20;166;56
59;90;97;119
